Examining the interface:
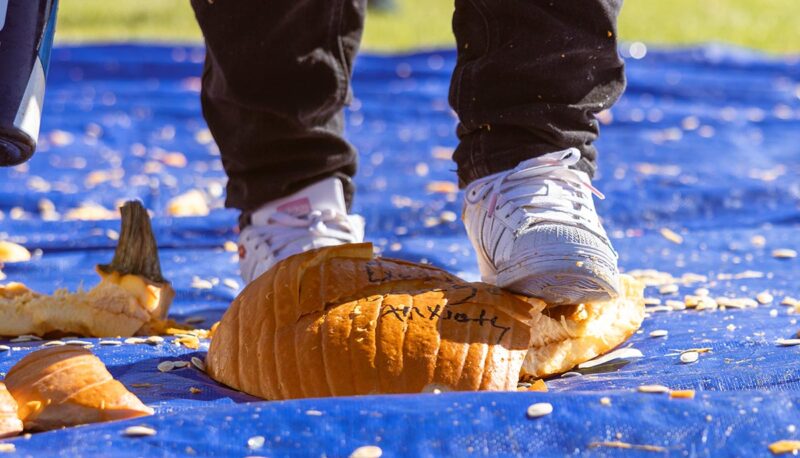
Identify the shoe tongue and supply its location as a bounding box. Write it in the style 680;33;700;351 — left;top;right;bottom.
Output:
250;177;346;225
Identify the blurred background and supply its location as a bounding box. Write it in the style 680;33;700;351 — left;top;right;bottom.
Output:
56;0;800;53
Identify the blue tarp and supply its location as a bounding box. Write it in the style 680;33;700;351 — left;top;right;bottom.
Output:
0;44;799;457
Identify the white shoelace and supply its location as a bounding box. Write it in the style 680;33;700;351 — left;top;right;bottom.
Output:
246;209;360;260
465;148;607;237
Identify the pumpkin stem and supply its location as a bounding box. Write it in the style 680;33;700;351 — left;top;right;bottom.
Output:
97;201;166;284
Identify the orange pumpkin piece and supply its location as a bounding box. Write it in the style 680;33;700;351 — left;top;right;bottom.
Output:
207;243;533;399
0;201;174;338
0;383;22;438
5;346;153;431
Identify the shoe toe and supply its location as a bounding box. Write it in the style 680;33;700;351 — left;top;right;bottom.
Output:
496;223;620;304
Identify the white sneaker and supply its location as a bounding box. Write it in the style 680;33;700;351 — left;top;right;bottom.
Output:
238;177;365;283
462;148;620;305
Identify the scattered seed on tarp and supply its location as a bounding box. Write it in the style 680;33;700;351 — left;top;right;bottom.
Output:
561;372;582;378
588;441;666;452
306;410;323;416
64;340;92;346
173;361;190;369
99;340;122;346
157;361;175;372
578;347;644;369
42;340;66;347
756;291;774;304
776;339;800;347
600;397;612;406
10;335;42;342
772;249;797;259
191;356;206;371
0;443;15;453
680;351;699;364
659;284;679;295
643;297;661;306
526;402;553;418
125;337;147;344
649;330;668;338
122;426;157;437
637;384;670;394
189;387;201;394
222;278;240;290
667;300;686;311
781;297;798;307
770;309;779;317
659;228;683;244
349;445;383;458
247;436;266;450
146;336;164;345
0;346;10;352
191;277;214;290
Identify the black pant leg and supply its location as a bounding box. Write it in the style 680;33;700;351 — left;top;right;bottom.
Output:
449;0;626;185
191;0;366;212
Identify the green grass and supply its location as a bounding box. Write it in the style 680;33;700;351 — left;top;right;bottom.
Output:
55;0;799;53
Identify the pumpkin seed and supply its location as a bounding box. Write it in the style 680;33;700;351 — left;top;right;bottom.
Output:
578;347;643;369
680;351;699;364
125;337;147;344
659;228;683;244
772;249;797;259
600;397;612;406
42;340;66;347
222;278;240;290
122;426;157;437
0;443;15;453
637;384;670;394
247;436;265;450
666;300;686;311
658;284;679;295
560;372;582;378
526;402;553;418
649;330;668;338
191;356;206;371
696;297;718;311
647;305;673;313
191;277;213;290
157;361;175;372
770;309;779;317
0;346;10;352
146;336;164;345
694;288;710;297
776;339;800;347
756;291;774;304
349;445;383;458
780;297;798;307
99;340;123;346
173;361;190;368
64;340;92;346
10;335;41;342
643;297;661;306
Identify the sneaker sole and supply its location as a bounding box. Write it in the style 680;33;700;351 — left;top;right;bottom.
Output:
496;253;620;305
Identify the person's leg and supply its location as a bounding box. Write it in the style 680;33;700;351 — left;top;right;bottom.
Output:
191;0;367;283
453;0;626;304
190;0;366;214
450;0;625;186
